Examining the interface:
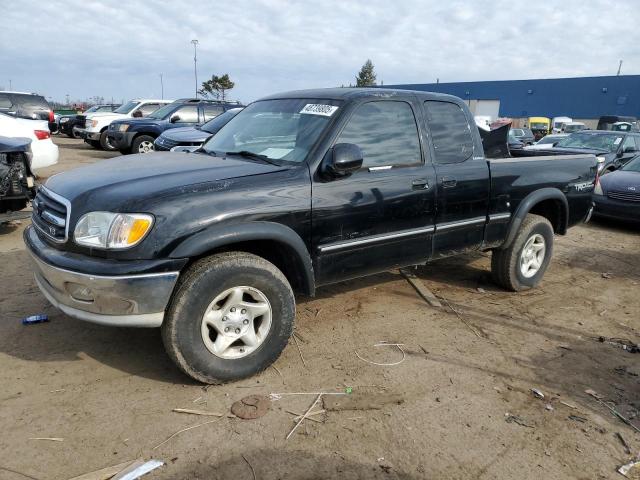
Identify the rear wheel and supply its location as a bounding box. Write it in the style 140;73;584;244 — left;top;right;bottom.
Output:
162;252;295;384
491;213;554;291
99;130;117;151
132;135;155;154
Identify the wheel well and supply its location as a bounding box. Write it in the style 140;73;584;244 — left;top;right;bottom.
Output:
529;199;566;234
186;240;311;295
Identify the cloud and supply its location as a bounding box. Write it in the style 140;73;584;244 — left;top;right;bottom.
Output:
0;0;637;103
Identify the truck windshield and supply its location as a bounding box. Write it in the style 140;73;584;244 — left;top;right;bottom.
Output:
114;101;140;114
555;132;623;152
202;98;342;163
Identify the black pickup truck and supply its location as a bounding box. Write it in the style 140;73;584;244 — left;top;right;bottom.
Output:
24;88;597;383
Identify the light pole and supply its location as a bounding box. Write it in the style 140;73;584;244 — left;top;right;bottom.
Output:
159;73;164;99
191;39;199;98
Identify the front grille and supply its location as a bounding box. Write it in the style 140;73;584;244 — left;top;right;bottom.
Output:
76;115;86;128
32;188;70;242
608;190;640;202
154;136;178;151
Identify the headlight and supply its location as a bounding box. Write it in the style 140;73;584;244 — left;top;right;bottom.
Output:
60;117;69;123
90;119;98;128
74;212;154;249
596;156;605;172
118;124;129;132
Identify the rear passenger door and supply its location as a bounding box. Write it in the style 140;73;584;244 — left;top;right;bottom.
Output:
313;99;437;284
423;100;490;258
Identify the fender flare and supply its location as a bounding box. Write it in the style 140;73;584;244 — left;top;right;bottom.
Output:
501;188;568;249
169;221;315;296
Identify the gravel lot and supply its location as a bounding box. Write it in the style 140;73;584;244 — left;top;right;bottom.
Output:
0;136;638;480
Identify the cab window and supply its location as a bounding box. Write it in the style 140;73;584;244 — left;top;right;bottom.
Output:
336;101;421;168
424;101;474;164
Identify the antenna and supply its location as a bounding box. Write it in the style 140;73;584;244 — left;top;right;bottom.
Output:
617;60;623;76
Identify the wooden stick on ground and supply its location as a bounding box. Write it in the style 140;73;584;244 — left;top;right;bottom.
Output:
292;334;307;368
242;454;257;480
400;269;442;308
286;394;322;440
153;418;222;450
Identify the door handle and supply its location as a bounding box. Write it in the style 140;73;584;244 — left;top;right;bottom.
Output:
411;178;429;190
442;176;457;188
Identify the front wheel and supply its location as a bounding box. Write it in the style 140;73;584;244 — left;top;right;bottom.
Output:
99;130;117;151
132;135;155;154
491;213;554;291
162;252;295;384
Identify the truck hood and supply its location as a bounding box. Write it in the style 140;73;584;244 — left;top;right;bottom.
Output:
160;126;210;143
45;151;289;203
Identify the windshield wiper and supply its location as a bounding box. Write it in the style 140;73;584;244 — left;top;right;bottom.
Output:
225;150;280;166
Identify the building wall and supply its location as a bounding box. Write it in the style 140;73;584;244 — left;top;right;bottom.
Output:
387;75;640;120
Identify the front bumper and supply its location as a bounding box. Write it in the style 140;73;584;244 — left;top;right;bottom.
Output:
107;131;135;150
24;226;183;327
78;128;102;141
593;195;640;222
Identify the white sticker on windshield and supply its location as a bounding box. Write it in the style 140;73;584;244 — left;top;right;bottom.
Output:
260;148;293;159
300;104;338;116
614;137;622;145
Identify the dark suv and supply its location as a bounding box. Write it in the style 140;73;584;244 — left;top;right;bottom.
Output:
0;91;55;130
59;104;120;138
108;99;243;154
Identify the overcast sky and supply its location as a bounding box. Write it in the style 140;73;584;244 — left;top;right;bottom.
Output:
2;0;638;104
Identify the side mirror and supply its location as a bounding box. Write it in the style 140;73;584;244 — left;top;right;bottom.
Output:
327;143;363;176
622;145;636;154
170;114;181;123
132;110;143;118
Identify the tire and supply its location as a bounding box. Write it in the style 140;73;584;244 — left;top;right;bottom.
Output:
491;213;554;292
66;131;76;139
99;130;117;151
162;252;295;384
131;135;156;154
88;140;101;149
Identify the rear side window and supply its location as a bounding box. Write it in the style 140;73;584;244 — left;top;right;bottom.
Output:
203;105;224;121
173;105;199;123
336;100;421;168
424;101;474;164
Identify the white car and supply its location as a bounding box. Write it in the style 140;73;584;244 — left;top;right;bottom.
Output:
78;98;172;151
524;133;569;150
0;113;59;171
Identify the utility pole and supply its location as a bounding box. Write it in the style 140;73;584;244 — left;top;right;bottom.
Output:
159;73;164;99
191;39;199;98
65;94;70;106
9;79;12;90
617;60;623;76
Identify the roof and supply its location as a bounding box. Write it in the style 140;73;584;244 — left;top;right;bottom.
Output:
259;87;462;103
385;75;640;119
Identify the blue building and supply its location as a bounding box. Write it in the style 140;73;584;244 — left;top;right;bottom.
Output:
386;75;640;123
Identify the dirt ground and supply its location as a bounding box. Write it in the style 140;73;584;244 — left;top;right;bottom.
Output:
0;136;638;480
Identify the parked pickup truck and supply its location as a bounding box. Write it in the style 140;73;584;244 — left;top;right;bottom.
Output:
24;88;597;384
78;99;173;151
